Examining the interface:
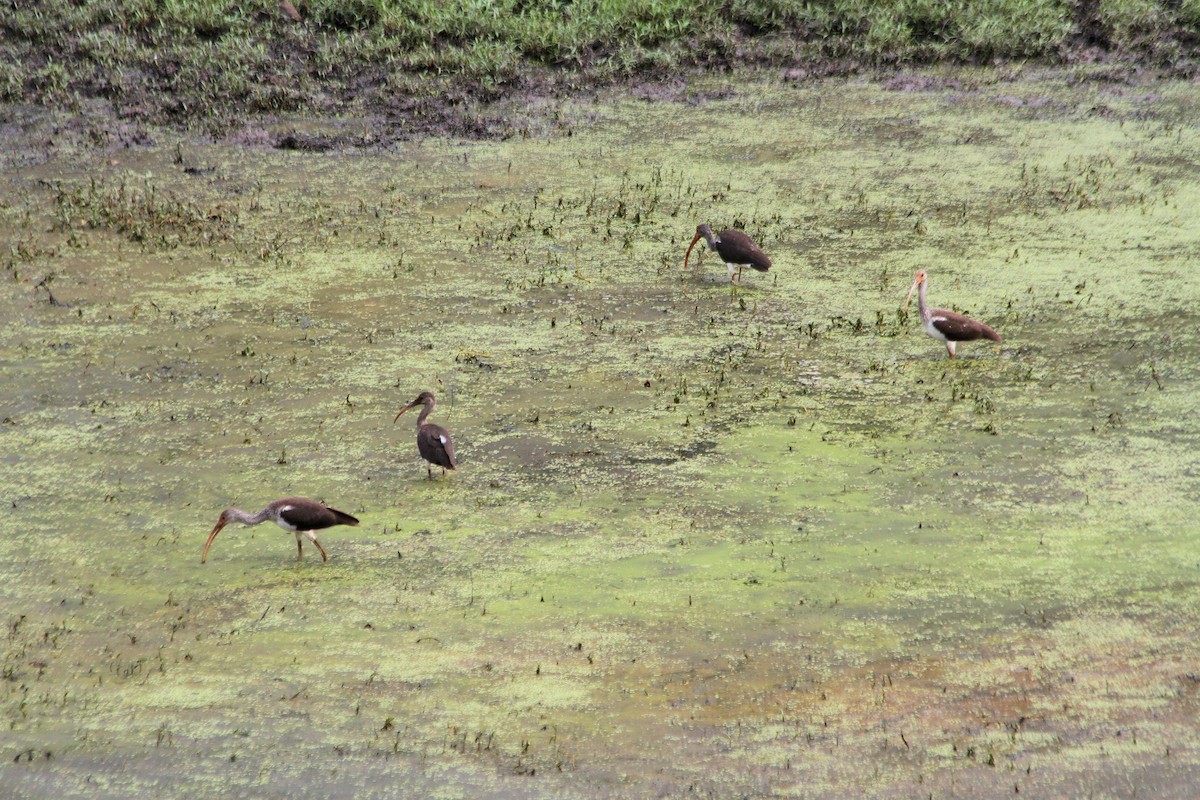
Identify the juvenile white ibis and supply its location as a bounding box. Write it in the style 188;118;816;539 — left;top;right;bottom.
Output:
201;497;359;564
683;224;772;284
394;390;457;479
904;269;1001;359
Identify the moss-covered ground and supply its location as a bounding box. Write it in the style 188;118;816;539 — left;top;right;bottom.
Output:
2;68;1199;797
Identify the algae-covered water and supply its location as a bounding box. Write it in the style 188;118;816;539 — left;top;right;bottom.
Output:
2;69;1200;798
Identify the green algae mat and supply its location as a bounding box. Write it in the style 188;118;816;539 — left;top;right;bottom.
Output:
2;69;1199;798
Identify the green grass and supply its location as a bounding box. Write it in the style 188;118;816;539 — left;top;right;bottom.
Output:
1;0;1197;132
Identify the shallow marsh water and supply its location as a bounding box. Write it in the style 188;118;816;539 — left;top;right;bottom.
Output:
2;69;1200;797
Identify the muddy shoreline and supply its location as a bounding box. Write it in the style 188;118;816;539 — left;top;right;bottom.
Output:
1;57;1188;159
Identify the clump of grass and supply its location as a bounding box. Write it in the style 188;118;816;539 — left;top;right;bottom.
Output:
51;176;237;248
0;1;1196;134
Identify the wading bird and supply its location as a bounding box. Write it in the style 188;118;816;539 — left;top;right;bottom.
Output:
904;269;1001;359
683;224;772;284
394;390;457;479
201;497;359;564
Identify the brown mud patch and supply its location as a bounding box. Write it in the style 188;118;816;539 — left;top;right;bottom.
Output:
620;613;1200;798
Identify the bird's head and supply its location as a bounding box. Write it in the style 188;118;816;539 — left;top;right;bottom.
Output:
201;511;231;564
394;391;435;423
904;269;927;311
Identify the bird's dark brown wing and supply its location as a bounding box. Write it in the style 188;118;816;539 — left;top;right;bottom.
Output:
417;424;457;470
930;310;1001;343
323;507;361;527
715;230;772;271
275;498;359;531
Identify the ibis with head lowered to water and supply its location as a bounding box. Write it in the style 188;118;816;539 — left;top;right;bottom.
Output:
201;497;359;564
683;224;772;284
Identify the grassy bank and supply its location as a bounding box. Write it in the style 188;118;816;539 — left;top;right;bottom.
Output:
2;0;1198;137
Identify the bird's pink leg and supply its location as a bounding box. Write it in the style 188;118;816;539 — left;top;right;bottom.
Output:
306;532;329;563
296;534;304;561
946;341;956;359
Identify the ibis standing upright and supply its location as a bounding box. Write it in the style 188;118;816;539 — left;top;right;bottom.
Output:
683;224;772;284
904;269;1001;359
394;390;457;479
201;497;359;564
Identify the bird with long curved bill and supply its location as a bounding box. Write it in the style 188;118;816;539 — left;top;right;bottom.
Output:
394;391;457;479
683;224;772;284
201;497;359;564
904;269;1001;359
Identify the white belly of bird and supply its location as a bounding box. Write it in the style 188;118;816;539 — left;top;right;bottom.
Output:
273;509;298;532
923;316;950;341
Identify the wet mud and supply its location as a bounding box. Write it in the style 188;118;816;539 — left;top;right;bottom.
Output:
2;69;1199;797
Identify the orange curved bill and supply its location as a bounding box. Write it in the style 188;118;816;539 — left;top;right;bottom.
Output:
903;278;920;311
201;520;226;564
682;233;702;270
393;401;417;424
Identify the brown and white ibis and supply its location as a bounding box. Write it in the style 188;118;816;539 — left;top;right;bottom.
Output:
201;497;359;564
394;390;457;479
683;224;772;284
904;269;1001;359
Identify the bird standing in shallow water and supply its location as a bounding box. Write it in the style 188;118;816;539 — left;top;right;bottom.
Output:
683;224;772;284
904;269;1001;359
201;497;359;564
394;391;457;479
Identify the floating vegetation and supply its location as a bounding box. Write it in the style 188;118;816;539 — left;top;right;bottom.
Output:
1;71;1199;797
